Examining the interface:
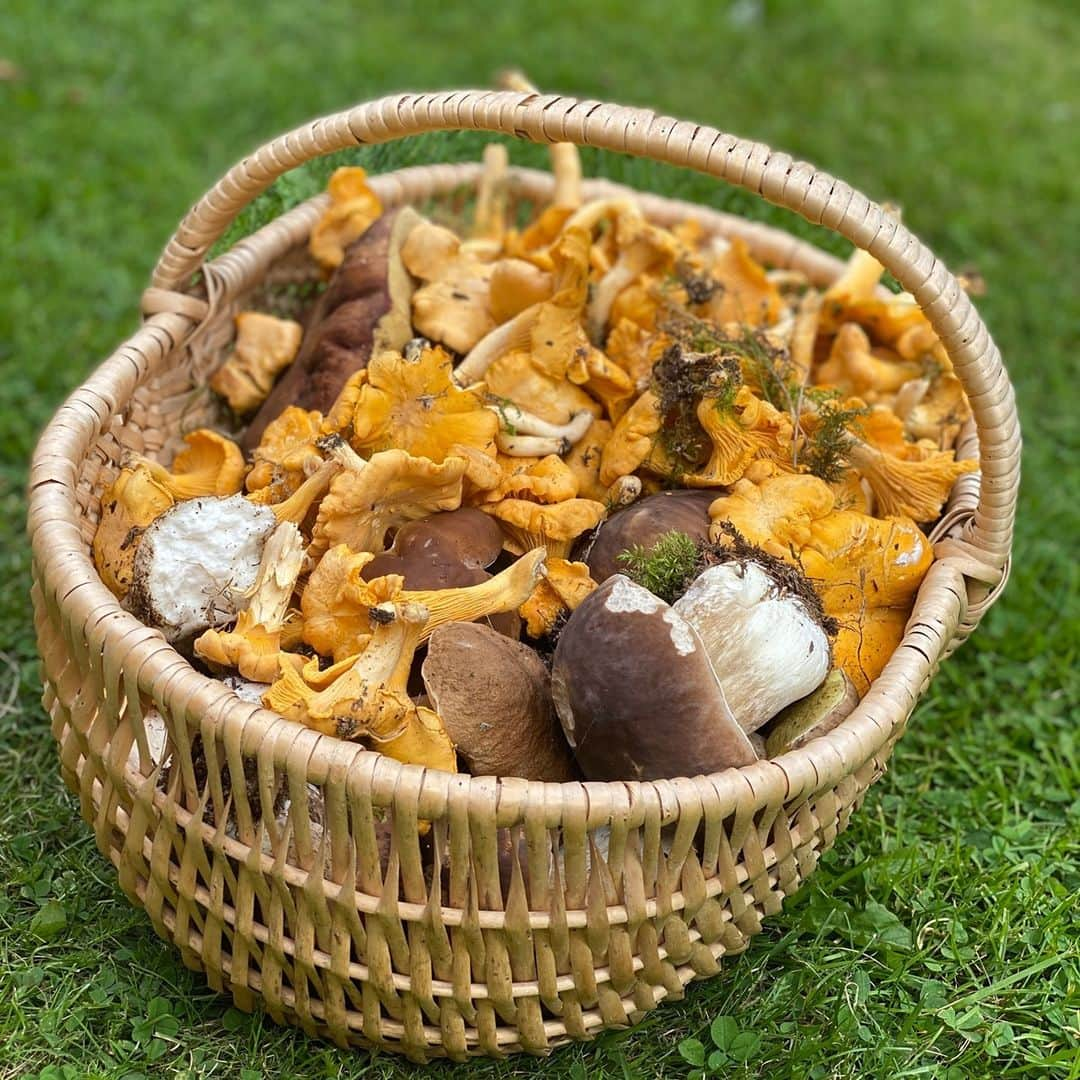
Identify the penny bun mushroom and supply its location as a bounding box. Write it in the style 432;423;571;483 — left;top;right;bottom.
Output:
392;508;504;570
550;575;758;780
422;622;578;781
671;559;832;733
583;490;714;583
127;494;278;645
764;669;860;756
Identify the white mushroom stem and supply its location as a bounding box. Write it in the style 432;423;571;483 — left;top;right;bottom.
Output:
491;407;594;456
892;376;931;421
319;434;368;473
497;428;588;458
490;402;593;440
497;70;582;209
452;304;537;386
587;251;653;343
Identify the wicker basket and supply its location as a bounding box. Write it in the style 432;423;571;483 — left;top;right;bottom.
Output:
27;92;1019;1062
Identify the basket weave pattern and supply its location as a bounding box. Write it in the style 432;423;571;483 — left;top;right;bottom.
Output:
28;93;1018;1060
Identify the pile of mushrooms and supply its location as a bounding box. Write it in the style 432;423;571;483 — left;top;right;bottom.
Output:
95;93;977;796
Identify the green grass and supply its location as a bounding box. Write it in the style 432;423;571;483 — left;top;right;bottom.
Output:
2;1;1078;1077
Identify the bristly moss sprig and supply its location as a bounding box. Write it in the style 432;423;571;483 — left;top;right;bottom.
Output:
801;389;869;482
617;529;702;604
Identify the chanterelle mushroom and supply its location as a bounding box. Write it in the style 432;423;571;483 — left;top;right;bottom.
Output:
551;575;758;780
193;521;306;682
302;544;546;662
338;339;499;464
210;312;303;415
401;219;497;354
308;445;466;558
309;166;383;270
265;599;457;773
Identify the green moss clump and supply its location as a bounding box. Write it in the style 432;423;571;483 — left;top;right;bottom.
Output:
616;530;702;604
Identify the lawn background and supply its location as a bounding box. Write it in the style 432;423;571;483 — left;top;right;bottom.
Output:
1;2;1078;1078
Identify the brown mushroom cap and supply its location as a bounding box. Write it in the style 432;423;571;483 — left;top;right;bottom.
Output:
393;507;504;569
582;489;715;583
362;531;520;638
422;623;578;781
550;575;758;781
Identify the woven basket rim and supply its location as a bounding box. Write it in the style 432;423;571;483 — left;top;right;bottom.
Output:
29;163;995;827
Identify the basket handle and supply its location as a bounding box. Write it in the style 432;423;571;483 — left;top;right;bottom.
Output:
149;90;1019;583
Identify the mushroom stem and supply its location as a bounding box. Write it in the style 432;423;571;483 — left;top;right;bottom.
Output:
243;522;306;628
497;69;582;209
605;474;642;509
452;303;537;386
490;403;594;448
470;143;509;249
403;547;547;642
268;457;341;524
497;432;581;457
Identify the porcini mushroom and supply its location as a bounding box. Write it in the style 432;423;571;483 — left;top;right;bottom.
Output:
93;430;246;598
670;553;833;732
244;209;418;446
583;489;714;584
422;622;578;781
551;576;758;780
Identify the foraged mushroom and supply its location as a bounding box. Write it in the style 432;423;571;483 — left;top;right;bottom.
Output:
309;166;383;270
266;600;457;773
93;430;246;598
341;340;499;464
391;508;504;571
193;522;306;682
126;458;335;645
763;669;859;756
670;556;833;732
302;544;546;661
126;494;278;644
551;576;758;780
245;209;419;447
210;312;303;415
583;489;714;584
422;622;578;781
